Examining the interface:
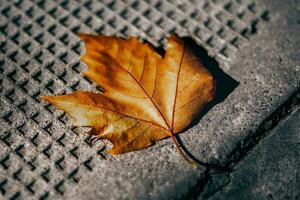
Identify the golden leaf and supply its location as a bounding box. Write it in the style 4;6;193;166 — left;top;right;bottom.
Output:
41;34;215;163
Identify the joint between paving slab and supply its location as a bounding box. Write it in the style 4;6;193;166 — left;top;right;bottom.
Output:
199;171;232;200
188;87;300;200
181;167;211;200
226;87;300;170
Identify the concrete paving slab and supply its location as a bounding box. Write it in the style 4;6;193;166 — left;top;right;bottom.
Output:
200;106;300;200
0;0;299;199
179;0;300;167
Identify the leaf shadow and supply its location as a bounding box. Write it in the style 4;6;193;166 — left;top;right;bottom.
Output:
175;37;239;169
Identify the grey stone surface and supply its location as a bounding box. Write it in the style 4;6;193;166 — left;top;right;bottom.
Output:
179;0;300;166
199;106;300;200
0;0;299;200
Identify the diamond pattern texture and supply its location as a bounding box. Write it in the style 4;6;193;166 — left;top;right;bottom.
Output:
0;0;269;199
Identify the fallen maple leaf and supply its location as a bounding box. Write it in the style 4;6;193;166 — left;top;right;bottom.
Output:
41;34;215;164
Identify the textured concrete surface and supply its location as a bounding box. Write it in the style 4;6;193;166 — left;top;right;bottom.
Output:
0;0;299;199
179;0;300;166
198;107;300;200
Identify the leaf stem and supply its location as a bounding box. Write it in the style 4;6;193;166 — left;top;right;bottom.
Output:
170;131;198;168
